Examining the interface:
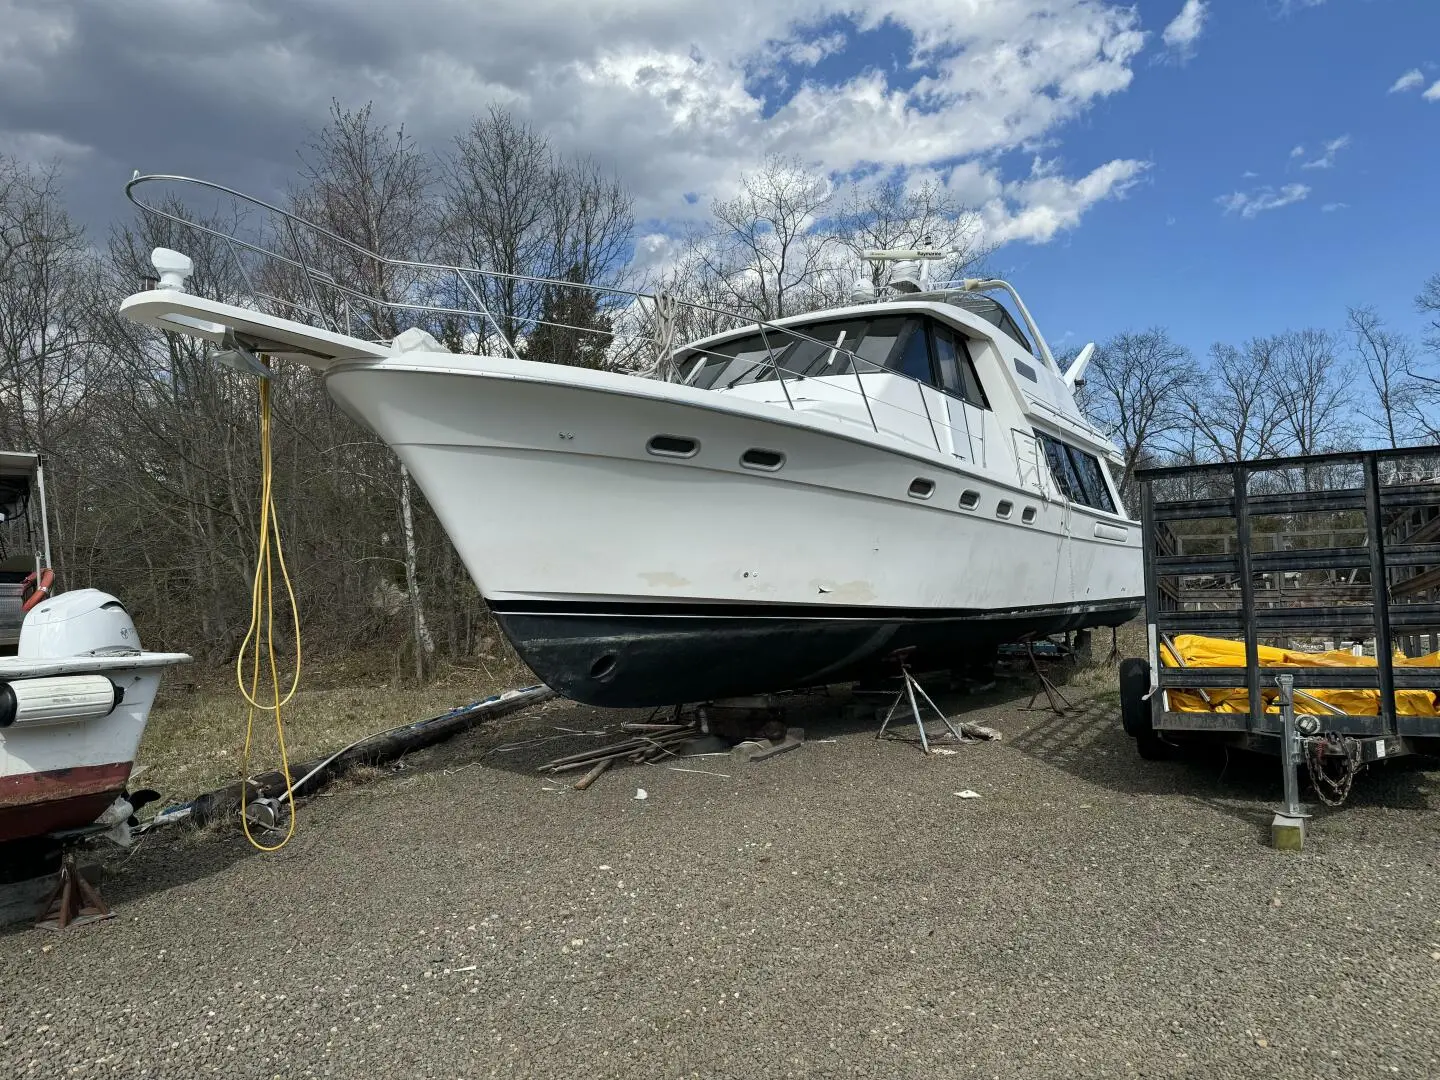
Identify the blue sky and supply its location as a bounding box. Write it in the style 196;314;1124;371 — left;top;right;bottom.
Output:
2;0;1436;364
987;0;1440;356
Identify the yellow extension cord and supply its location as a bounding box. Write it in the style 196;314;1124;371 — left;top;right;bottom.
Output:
236;370;303;852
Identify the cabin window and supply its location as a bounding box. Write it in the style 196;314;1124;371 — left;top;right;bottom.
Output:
930;325;990;409
1021;506;1037;524
1065;445;1118;513
892;321;934;384
675;313;992;402
1038;432;1085;502
1034;431;1118;513
996;500;1014;519
908;478;936;500
677;317;904;389
959;489;981;510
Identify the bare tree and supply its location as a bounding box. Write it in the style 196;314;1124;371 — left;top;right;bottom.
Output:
1081;328;1196;509
0;157;108;457
1347;306;1417;448
441;108;634;363
1270;328;1351;457
288;102;439;679
831;176;990;289
442;108;553;351
699;155;837;320
1411;274;1440;440
1184;338;1287;462
1418;272;1440;353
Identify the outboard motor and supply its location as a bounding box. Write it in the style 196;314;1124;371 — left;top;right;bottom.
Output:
19;588;142;658
0;590;139;729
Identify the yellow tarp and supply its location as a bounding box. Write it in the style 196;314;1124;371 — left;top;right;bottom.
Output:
1161;634;1440;717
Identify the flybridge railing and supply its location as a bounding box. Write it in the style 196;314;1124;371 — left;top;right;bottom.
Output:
126;173;996;466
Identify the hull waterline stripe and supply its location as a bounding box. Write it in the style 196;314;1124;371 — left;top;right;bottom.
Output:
487;596;1143;623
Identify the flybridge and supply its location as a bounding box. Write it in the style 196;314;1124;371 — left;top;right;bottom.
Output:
851;247;1094;392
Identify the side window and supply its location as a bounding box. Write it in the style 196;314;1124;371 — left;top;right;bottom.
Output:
852;317;904;373
1065;445;1118;514
957;338;990;410
1037;432;1083;501
1035;430;1120;513
930;325;964;396
890;319;935;385
931;325;992;409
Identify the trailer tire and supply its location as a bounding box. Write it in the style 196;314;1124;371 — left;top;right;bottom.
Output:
1119;657;1172;760
1118;658;1151;737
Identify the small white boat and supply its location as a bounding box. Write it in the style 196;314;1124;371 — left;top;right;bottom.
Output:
118;175;1141;706
0;452;190;846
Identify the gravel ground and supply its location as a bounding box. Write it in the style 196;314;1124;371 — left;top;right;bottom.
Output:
3;681;1440;1079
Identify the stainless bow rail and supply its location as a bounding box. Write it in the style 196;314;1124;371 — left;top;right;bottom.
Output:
125;173;1013;464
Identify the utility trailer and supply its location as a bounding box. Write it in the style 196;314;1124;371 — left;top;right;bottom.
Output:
1119;446;1440;811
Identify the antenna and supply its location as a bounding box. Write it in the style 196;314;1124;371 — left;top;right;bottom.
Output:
1063;342;1096;390
861;248;950;262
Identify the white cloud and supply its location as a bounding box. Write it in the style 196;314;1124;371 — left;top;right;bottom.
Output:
1301;134;1350;169
980;157;1150;244
1289;145;1305;158
0;0;1153;253
1161;0;1208;56
1425;80;1440;102
1241;169;1258;178
1321;202;1347;213
777;31;848;67
1389;69;1425;94
1217;183;1310;219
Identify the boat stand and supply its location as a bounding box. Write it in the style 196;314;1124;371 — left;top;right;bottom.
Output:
876;650;965;754
1020;639;1072;715
36;851;113;931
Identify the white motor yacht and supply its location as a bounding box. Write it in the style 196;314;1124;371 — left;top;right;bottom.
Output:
119;175;1141;706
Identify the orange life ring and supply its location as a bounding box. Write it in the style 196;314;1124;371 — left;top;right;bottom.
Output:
20;568;55;614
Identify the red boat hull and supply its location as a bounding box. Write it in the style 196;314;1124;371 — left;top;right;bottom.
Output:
0;762;132;843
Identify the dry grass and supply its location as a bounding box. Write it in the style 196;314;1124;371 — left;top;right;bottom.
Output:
1060;618;1148;698
135;652;534;804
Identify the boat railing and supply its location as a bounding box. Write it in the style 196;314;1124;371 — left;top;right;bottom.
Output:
125;174;995;469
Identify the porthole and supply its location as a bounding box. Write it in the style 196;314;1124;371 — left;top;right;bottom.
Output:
740;448;785;471
996;500;1014;519
908;478;936;500
1021;506;1037;524
647;434;698;458
959;490;981;510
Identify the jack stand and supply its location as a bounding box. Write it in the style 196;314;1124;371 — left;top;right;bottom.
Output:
36;852;113;931
1272;674;1311;851
1020;640;1072;715
876;649;966;754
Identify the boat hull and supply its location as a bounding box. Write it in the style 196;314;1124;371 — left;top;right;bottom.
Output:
0;648;184;845
325;357;1144;705
492;597;1140;706
0;762;131;843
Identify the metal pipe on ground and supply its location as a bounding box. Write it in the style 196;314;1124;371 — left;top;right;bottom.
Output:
150;685;554;830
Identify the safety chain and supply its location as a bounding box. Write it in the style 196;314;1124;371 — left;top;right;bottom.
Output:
1302;733;1364;807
